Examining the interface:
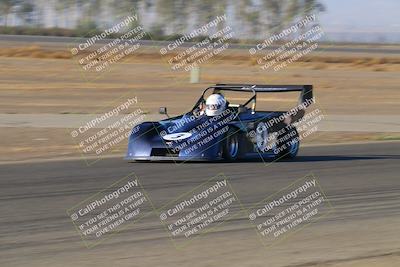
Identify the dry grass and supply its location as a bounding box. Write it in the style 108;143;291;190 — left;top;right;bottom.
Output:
1;45;400;69
0;45;71;59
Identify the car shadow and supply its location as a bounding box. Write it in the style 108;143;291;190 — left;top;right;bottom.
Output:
239;154;400;163
191;155;398;163
129;155;399;164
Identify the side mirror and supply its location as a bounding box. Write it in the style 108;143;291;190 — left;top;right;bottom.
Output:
159;107;169;117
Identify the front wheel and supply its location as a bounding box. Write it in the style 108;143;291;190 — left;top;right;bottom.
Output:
223;128;241;161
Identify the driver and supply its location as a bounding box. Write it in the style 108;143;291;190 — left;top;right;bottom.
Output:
205;94;227;116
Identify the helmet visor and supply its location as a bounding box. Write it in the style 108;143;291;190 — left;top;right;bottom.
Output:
206;103;221;110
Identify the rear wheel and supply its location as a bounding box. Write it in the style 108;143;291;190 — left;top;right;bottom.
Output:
276;126;300;159
223;128;241;161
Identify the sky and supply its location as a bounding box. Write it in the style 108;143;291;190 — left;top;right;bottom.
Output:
319;0;400;43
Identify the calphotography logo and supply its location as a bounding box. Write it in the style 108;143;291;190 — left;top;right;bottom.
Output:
67;174;153;248
70;96;146;165
250;13;325;72
69;12;148;81
248;174;333;247
157;174;244;248
159;14;235;72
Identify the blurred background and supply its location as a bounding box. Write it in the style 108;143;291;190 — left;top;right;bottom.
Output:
0;0;399;43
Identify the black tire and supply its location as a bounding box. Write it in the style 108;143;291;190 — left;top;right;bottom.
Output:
276;126;300;159
223;128;241;161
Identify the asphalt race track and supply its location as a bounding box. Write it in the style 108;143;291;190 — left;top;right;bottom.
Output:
1;142;399;267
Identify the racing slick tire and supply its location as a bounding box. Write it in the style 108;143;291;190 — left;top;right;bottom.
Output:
276;126;300;159
223;128;242;161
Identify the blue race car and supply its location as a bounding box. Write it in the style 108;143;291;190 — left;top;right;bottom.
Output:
126;84;313;162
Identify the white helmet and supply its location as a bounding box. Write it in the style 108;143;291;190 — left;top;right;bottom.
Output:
205;94;226;116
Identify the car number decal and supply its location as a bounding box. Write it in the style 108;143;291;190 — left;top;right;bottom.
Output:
162;132;192;141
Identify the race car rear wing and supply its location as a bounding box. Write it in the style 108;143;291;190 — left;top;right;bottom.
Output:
213;84;313;107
